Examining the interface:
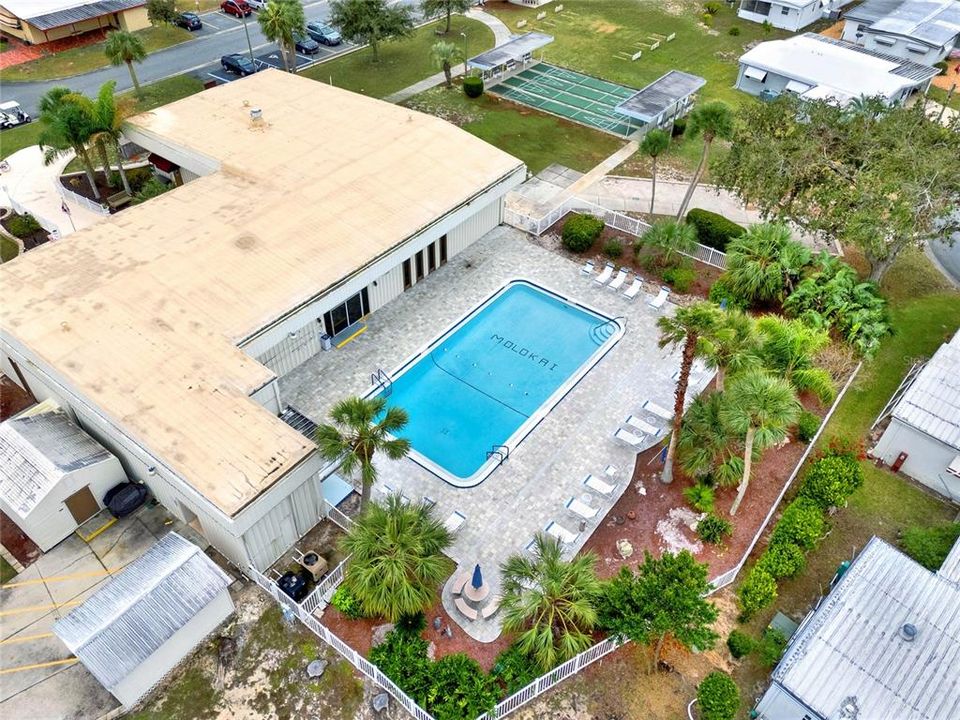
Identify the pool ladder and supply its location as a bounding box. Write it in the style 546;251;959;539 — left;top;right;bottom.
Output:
371;368;393;396
486;445;510;465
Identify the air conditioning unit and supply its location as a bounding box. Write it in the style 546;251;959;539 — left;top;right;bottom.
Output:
298;550;328;582
947;455;960;479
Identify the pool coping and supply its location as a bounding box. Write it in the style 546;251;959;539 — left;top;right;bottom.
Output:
366;278;625;488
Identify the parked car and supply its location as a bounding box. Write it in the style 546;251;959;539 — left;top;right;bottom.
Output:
0;101;31;130
220;0;252;17
245;0;269;8
221;53;257;76
294;34;320;54
174;11;202;30
306;21;342;46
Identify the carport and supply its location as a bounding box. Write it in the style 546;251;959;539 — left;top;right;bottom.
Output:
466;31;554;81
614;70;707;131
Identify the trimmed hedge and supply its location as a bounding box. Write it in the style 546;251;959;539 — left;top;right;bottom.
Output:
736;565;777;620
796;410;821;443
798;453;864;510
758;541;806;579
561;213;604;252
603;238;623;259
463;74;484;98
726;629;755;659
685;209;745;252
770;497;825;551
697;671;740;720
663;265;696;293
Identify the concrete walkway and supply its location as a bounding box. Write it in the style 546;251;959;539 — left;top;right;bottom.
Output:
384;9;512;104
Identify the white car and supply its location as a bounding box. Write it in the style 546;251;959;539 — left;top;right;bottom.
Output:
0;101;31;130
245;0;269;9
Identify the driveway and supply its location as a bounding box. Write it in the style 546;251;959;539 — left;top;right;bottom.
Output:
0;504;208;719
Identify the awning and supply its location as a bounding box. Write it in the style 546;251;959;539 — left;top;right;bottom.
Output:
743;66;767;82
784;79;812;94
467;32;554;71
148;153;178;173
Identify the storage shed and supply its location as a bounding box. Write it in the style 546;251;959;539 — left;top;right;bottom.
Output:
53;532;234;709
0;410;126;551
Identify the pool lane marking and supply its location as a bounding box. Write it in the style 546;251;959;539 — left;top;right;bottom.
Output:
1;567;118;589
0;633;54;645
0;601;81;617
0;658;78;675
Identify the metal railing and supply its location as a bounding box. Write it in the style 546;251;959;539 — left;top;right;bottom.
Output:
323;498;356;531
56;180;110;216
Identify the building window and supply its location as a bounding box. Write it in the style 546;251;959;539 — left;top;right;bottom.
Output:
439;235;448;265
780;5;790;13
323;288;369;336
741;0;772;15
415;251;424;280
403;259;412;289
428;243;436;272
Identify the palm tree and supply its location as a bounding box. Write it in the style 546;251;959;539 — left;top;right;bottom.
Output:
341;494;453;621
678;393;744;488
756;316;835;404
89;81;133;195
37;88;101;200
721;371;800;516
657;301;725;484
420;0;470;35
315;396;411;511
703;309;760;392
104;30;147;97
676;101;734;219
500;533;601;670
725;223;812;305
258;0;306;73
430;41;462;88
639;129;670;216
641;219;697;268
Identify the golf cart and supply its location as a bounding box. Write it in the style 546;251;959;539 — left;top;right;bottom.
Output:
0;101;31;130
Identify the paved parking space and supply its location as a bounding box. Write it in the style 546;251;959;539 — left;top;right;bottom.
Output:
0;504;209;717
204;42;356;85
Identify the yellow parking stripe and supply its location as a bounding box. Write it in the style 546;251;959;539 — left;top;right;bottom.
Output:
0;658;77;675
0;601;81;617
0;633;54;645
2;568;116;590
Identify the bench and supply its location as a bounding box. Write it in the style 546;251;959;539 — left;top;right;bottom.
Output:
481;596;500;619
455;596;478;620
451;571;470;596
106;190;132;210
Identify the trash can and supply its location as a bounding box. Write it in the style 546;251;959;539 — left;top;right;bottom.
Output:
320;333;333;351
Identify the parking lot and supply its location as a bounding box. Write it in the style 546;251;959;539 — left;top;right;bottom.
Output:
205;42;355;84
0;504;210;718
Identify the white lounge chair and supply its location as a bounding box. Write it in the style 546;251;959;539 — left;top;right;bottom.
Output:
614;426;646;450
585;474;616;496
443;510;466;534
545;520;579;544
648;286;670;309
622;277;642;300
593;262;614;286
580;259;595;275
565;496;599;519
607;268;628;292
626;414;661;437
603;464;619;479
642;400;673;421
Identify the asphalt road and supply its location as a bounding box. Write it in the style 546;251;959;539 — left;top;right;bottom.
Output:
930;231;960;286
0;0;421;115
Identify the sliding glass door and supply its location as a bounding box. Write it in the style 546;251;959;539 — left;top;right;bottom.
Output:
323;288;369;337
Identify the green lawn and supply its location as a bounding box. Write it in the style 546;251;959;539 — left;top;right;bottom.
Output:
406;86;623;173
0;120;43;159
301;17;494;99
0;234;20;263
0;26;192;83
926;84;960;111
0;555;17;583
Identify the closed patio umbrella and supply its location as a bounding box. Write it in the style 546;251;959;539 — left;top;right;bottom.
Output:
472;563;483;589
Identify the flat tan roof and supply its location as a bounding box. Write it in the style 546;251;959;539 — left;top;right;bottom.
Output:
0;70;523;516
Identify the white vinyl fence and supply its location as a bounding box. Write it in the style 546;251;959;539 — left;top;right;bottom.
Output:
56;180;110;216
300;555;349;615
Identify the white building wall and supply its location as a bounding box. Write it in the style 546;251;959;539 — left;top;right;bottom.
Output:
755;683;822;720
872;420;960;501
367;264;405;313
249;379;281;415
110;589;235;708
447;198;502;258
861;33;947;64
738;1;822;31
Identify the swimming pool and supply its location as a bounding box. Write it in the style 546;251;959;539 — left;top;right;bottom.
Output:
375;280;624;486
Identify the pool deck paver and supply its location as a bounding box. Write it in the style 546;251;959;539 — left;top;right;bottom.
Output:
279;226;712;642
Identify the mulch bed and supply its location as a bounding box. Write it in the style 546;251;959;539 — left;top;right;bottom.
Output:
1;509;40;566
60;173;116;210
0;30;108;70
1;374;34;420
0;217;49;252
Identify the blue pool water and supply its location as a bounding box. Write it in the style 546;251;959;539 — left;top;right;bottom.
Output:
377;281;622;485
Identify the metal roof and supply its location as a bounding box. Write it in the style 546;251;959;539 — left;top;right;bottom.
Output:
813;34;942;80
869;0;960;46
772;536;960;720
0;411;112;518
4;0;146;31
468;32;554;70
614;70;706;121
891;329;960;450
846;0;912;24
938;537;960;585
54;533;231;691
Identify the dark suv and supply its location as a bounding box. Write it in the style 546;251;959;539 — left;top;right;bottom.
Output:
221;53;257;76
174;12;202;30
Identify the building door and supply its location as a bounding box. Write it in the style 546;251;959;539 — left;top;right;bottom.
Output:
65;486;99;524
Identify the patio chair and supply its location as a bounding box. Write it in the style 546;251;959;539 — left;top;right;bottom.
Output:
593;262;614;286
585;474;616;496
614;426;646;450
642;399;673;421
622;277;643;300
647;286;670;309
565;496;599;520
455;596;479;621
625;414;661;437
422;495;436;509
545;520;579;545
607;268;628;292
603;464;619;479
443;510;466;534
580;259;595;275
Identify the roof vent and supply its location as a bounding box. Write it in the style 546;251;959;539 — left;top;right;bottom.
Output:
899;623;917;642
250;107;263;122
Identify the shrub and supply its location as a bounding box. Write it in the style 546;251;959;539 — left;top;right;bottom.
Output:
697;671;740;720
901;523;960;571
330;585;365;619
368;628;431;696
736;565;777;620
758;627;787;668
427;653;499;720
684;482;715;513
799;454;864;510
728;25;741;36
703;0;723;13
395;611;426;635
726;629;755;659
770;498;825;551
698;513;733;544
708;274;749;310
6;213;42;239
701;12;714;26
934;60;948;75
491;643;539;694
672;117;687;137
663;265;696;293
561;213;604;253
133;177;172;204
795;410;821;443
762;19;772;32
126;166;154;192
463;74;484;98
685;208;745;252
758;541;806;579
602;238;623;259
